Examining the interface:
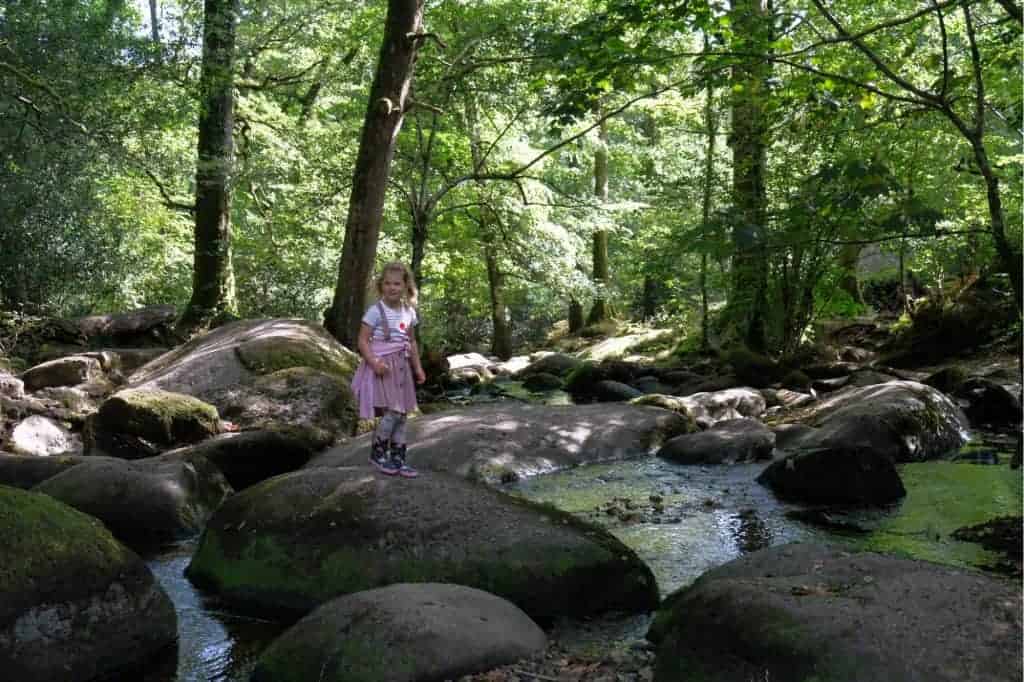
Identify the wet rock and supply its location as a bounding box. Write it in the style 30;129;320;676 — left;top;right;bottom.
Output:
309;403;691;485
802;361;859;380
757;444;905;505
21;355;103;391
811;375;849;393
252;583;546;682
658;418;775;465
649;543;1021;682
0;486;177;681
952;516;1022;576
35;450;232;548
187;468;659;623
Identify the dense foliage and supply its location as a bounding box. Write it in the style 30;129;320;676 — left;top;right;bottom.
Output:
1;0;1019;355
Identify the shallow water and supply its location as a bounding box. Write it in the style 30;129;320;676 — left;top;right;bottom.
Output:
144;439;1021;680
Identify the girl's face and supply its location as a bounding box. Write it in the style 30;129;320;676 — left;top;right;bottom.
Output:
381;272;405;305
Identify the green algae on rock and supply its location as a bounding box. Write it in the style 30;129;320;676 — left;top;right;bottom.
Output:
0;485;177;681
186;468;658;623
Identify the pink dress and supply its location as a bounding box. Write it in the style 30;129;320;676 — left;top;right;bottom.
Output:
351;302;418;419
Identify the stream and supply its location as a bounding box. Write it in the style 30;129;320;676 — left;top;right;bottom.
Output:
140;400;1022;680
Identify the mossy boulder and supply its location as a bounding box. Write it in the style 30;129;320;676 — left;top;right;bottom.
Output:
129;319;358;448
252;583;546;682
309;403;692;485
648;542;1021;682
516;352;583;379
780;369;811;391
522;372;565;392
186;467;658;623
0;486;177;681
35;450;233;548
86;387;220;457
923;365;968;394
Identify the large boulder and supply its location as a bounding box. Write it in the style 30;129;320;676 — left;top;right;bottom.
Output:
658;418;775;465
955;377;1022;427
21;355;104;391
162;430;313;490
0;372;24;399
0;453;93;489
35;450;232;548
129;319;359;448
778;381;968;462
251;583;546;682
308;403;692;485
186;468;658;623
757;444;906;505
0;486;177;681
85;387;221;458
648;543;1021;682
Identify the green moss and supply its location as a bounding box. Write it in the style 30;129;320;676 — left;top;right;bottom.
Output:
100;388;219;444
237;336;359;380
848;462;1023;568
0;485;132;595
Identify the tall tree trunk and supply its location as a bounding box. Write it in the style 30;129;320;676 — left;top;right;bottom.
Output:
410;207;428;291
587;115;611;325
699;44;718;352
727;0;771;353
324;0;425;348
969;137;1022;313
178;0;238;333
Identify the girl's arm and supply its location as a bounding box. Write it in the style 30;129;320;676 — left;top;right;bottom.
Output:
409;336;426;384
357;323;388;376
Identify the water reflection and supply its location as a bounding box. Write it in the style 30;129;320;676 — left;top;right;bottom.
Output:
143;541;285;682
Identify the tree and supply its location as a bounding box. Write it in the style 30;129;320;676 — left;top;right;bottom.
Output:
178;0;240;332
324;0;426;348
725;0;773;353
586;112;612;325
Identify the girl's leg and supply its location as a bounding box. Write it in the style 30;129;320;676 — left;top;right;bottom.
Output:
387;413;417;478
370;409;400;474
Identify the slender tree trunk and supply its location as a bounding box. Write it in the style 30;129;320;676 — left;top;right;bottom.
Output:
587;115;611;325
484;240;512;359
569;296;585;333
727;0;771;353
970;137;1022;312
149;0;160;43
837;243;864;305
410;207;429;291
178;0;238;333
700;46;718;352
324;0;425;347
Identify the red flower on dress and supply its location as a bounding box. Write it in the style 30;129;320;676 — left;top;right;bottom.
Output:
399;322;406;331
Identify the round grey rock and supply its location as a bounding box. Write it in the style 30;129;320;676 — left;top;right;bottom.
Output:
252;583;546;682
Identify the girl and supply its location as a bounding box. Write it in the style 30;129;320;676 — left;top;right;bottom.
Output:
351;262;426;477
